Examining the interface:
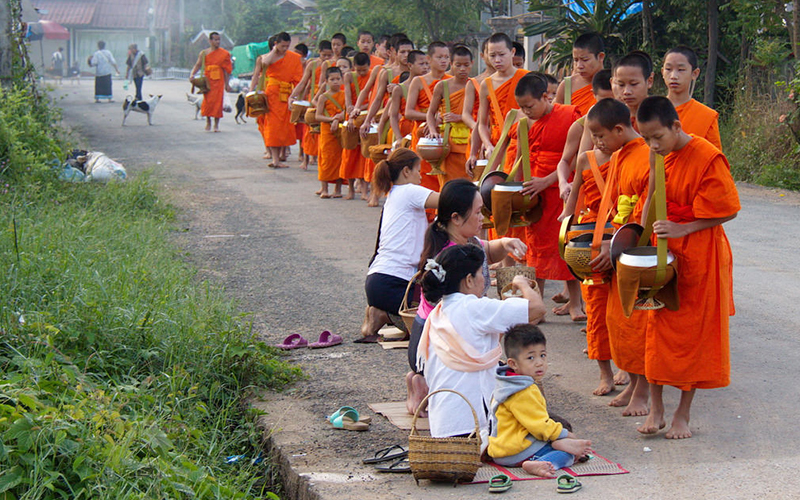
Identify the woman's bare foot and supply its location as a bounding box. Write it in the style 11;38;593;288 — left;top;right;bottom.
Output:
552;438;592;458
360;306;389;338
638;411;666;435
614;371;630;385
665;413;692;439
521;460;556;478
405;372;429;417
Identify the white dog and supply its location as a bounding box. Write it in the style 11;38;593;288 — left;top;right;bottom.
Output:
122;95;162;126
186;92;203;120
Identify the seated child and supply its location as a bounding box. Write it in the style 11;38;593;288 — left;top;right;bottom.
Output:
418;244;544;442
488;324;592;477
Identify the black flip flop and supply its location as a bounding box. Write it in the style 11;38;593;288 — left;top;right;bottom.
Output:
375;457;411;473
354;334;381;344
363;445;408;464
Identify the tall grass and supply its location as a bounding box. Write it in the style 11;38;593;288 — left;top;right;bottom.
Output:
1;83;300;498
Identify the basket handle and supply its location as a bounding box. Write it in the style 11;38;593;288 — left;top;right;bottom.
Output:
410;388;480;440
400;270;422;312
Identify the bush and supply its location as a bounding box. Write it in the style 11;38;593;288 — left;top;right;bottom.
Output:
0;84;300;498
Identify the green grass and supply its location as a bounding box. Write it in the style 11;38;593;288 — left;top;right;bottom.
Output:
0;83;300;499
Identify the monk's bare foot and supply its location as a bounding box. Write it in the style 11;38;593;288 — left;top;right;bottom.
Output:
521;460;556;478
205;123;211;131
344;192;354;200
300;161;308;170
638;412;666;435
320;193;332;199
609;382;634;407
314;190;322;196
551;292;569;304
593;376;615;396
665;414;692;439
263;152;272;159
406;372;429;417
331;193;342;199
367;196;379;207
553;438;592;458
582;348;588;355
569;304;587;322
552;303;570;315
622;394;650;416
614;371;631;385
273;162;289;168
213;127;219;133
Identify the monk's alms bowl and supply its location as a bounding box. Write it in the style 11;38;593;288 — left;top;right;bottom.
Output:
416;137;446;163
563;232;613;282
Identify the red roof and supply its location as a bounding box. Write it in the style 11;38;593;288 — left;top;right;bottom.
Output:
33;0;176;30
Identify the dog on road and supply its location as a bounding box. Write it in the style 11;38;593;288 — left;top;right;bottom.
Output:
234;92;246;124
122;95;162;126
186;92;202;120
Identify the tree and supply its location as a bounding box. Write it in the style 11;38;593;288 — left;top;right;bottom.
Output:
705;0;719;107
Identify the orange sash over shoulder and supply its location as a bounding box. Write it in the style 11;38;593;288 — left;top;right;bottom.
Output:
486;69;527;144
200;48;232;119
260;50;303;147
675;99;722;152
571;83;596;116
318;91;345;182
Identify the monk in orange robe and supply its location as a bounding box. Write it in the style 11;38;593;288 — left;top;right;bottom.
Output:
555;32;605;116
251;32;303;168
635;96;739;439
355;30;384;69
512;74;583;323
315;67;346;198
463;39;496;175
189;31;232;132
425;46;474;186
661;46;722;152
340;53;372;199
405;43;452;192
289;40;334;168
583;98;652;416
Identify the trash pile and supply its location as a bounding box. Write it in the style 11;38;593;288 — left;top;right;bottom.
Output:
57;149;127;182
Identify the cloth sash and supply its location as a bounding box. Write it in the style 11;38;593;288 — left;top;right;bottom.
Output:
417;302;502;373
613;194;640;225
206;64;223;81
666;201;697;223
268;80;294;102
616;261;680;317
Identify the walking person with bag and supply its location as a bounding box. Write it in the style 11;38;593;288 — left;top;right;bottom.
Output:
89;41;120;103
125;44;150;101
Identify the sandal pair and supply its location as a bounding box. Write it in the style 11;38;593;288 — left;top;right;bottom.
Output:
275;331;342;350
489;473;512;493
557;473;582;493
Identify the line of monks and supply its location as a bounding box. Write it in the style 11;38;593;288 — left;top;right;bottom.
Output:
250;30;739;440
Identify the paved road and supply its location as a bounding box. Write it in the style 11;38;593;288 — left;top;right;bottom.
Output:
55;79;800;499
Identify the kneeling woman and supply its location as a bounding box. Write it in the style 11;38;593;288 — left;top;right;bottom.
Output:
418;244;545;440
360;148;439;342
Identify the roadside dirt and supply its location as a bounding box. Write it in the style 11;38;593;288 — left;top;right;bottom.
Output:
55;79;800;499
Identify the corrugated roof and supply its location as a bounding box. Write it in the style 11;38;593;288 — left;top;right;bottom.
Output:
276;0;317;9
33;0;175;29
33;0;97;26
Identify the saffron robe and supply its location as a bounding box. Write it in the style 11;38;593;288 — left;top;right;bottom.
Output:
259;50;303;147
340;73;371;179
486;69;527;144
302;61;324;157
579;151;612;361
201;48;232;119
511;104;581;280
318;91;345;182
571;83;596;116
410;74;452;192
437;85;471;186
645;136;739;390
675;99;722;152
369;54;385;69
605;137;650;375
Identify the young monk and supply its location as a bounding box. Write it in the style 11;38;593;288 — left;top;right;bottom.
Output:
636;96;739;439
555;32;605;116
557;98;616;396
512;42;526;69
190;32;233;133
613;51;654;132
357;30;384;69
405;41;452;192
662;46;722;151
289;40;334;169
375;35;390;61
389;68;422;148
588;97;652;416
341;52;373;200
250;32;303;168
505;74;583;322
463;39;495;176
542;73;558;102
315;67;346;198
331;33;346;59
425;45;474;186
293;44;309;163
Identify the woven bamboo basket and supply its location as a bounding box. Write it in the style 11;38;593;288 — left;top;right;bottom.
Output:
408;389;481;485
500;279;539;300
495;266;536;296
398;271;421;333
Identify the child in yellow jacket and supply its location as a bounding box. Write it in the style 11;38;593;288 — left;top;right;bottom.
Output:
488;325;592;477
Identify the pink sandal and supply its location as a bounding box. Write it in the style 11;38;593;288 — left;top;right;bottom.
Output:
275;333;308;350
308;330;343;349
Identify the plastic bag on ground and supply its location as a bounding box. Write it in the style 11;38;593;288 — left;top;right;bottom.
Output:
84;152;127;182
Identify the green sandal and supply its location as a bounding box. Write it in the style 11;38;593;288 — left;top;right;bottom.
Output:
327;407;369;431
556;474;582;493
488;474;512;493
327;406;371;424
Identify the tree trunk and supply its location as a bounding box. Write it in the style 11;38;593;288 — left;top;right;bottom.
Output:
793;0;800;58
705;0;719;107
0;0;14;85
642;1;655;50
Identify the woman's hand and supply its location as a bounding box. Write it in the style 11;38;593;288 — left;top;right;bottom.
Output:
502;238;527;262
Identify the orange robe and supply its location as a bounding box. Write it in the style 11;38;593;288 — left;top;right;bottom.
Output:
201;48;232;119
369;54;385;69
579;152;612;361
364;69;399;183
438;84;471;186
318;91;345;182
515;104;581;280
411;75;452;192
675;99;722;152
645;136;739;390
605;137;650;375
340;73;371;179
301;61;323;157
487;69;528;145
571;83;596;116
260;50;303;147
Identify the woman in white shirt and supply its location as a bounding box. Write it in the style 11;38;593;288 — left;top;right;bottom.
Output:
417;244;545;439
359;148;439;343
